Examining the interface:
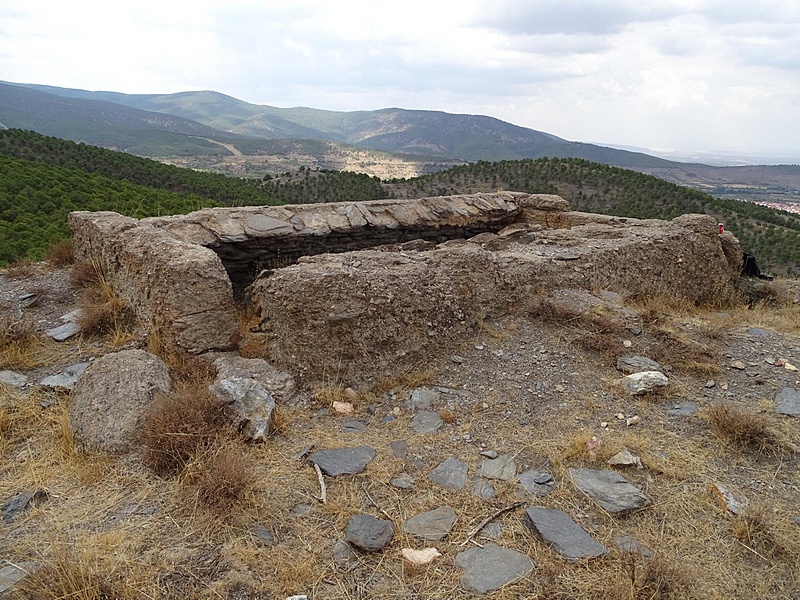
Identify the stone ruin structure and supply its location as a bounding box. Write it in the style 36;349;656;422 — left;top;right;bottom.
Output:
69;192;742;381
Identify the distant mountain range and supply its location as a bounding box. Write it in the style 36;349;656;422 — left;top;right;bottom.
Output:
1;80;798;207
0;80;673;168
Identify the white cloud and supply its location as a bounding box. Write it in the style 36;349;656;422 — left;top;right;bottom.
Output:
0;0;798;158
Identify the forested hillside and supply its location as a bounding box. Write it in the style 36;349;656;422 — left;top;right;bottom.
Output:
382;158;800;276
1;130;797;275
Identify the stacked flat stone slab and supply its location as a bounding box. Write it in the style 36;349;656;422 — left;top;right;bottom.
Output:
69;192;742;368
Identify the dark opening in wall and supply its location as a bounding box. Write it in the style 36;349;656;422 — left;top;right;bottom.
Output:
209;219;519;292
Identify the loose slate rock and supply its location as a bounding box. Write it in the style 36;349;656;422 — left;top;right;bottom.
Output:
390;473;415;490
409;411;443;434
775;387;800;417
666;402;698;417
0;561;36;594
46;321;82;341
428;457;469;490
390;440;408;459
455;543;534;594
209;376;275;441
518;469;555;498
0;370;28;388
472;478;496;500
2;489;48;523
570;468;650;514
309;446;377;476
40;362;90;391
344;514;394;552
341;418;367;434
477;454;517;481
406;387;439;411
616;355;663;374
614;534;655;558
524;507;608;561
617;371;668;395
403;506;458;541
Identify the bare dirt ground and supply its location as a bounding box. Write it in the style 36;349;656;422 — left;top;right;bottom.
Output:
1;261;799;599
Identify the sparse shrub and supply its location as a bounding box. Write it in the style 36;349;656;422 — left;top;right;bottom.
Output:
706;403;778;454
69;259;102;288
4;257;35;279
191;441;254;514
650;327;719;375
137;382;227;476
636;555;694;599
45;239;75;267
733;505;798;559
0;314;38;369
16;544;125;600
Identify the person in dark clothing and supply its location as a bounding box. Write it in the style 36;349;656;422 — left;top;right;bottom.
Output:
741;253;773;280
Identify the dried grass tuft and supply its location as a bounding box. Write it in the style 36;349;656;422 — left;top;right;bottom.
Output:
732;505;799;559
137;381;227;476
44;239;75;267
190;441;255;515
4;257;35;279
706;403;781;455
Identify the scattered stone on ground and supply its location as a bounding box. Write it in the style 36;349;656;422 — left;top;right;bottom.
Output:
711;482;749;515
0;370;27;388
401;547;442;566
249;525;274;547
212;355;297;403
344;514;394;552
517;469;555;498
403;506;458;542
332;539;358;570
210;376;277;441
730;360;747;370
389;440;407;459
569;468;651;514
45;320;82;341
332;401;354;415
2;489;49;523
616;371;669;395
39;361;90;391
666;402;698;417
472;478;496;500
478;522;503;540
390;473;415;490
775;387;800;416
308;446;377;476
524;506;609;561
455;542;534;594
616;355;663;374
477;454;517;481
608;448;644;469
0;561;37;595
340;417;367;434
409;411;443;434
406;387;439;411
427;457;469;490
69;349;171;453
613;535;655;557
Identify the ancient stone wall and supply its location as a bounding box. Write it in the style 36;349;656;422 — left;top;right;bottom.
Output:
69;193;741;371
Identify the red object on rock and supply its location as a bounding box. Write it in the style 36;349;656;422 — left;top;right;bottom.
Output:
718;223;724;234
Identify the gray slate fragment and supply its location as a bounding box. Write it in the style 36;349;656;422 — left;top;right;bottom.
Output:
344;514;394;552
616;355;663;374
478;522;502;540
46;321;82;341
455;542;534;593
666;402;698;417
518;469;555;498
477;454;517;481
332;539;358;569
614;534;655;557
569;468;650;514
0;561;36;594
618;371;669;395
40;362;90;391
524;506;608;561
18;292;39;308
409;411;443;434
403;506;458;541
341;418;367;434
0;370;28;388
747;327;771;337
209;376;275;441
390;473;415;490
428;457;469;490
472;478;496;500
309;446;377;476
390;440;408;459
406;387;439;411
213;355;297;403
775;387;800;416
249;525;274;546
2;489;48;523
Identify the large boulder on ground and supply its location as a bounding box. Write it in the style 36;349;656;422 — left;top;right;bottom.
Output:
69;349;171;452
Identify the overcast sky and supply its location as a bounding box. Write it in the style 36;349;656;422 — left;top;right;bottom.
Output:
2;0;799;162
